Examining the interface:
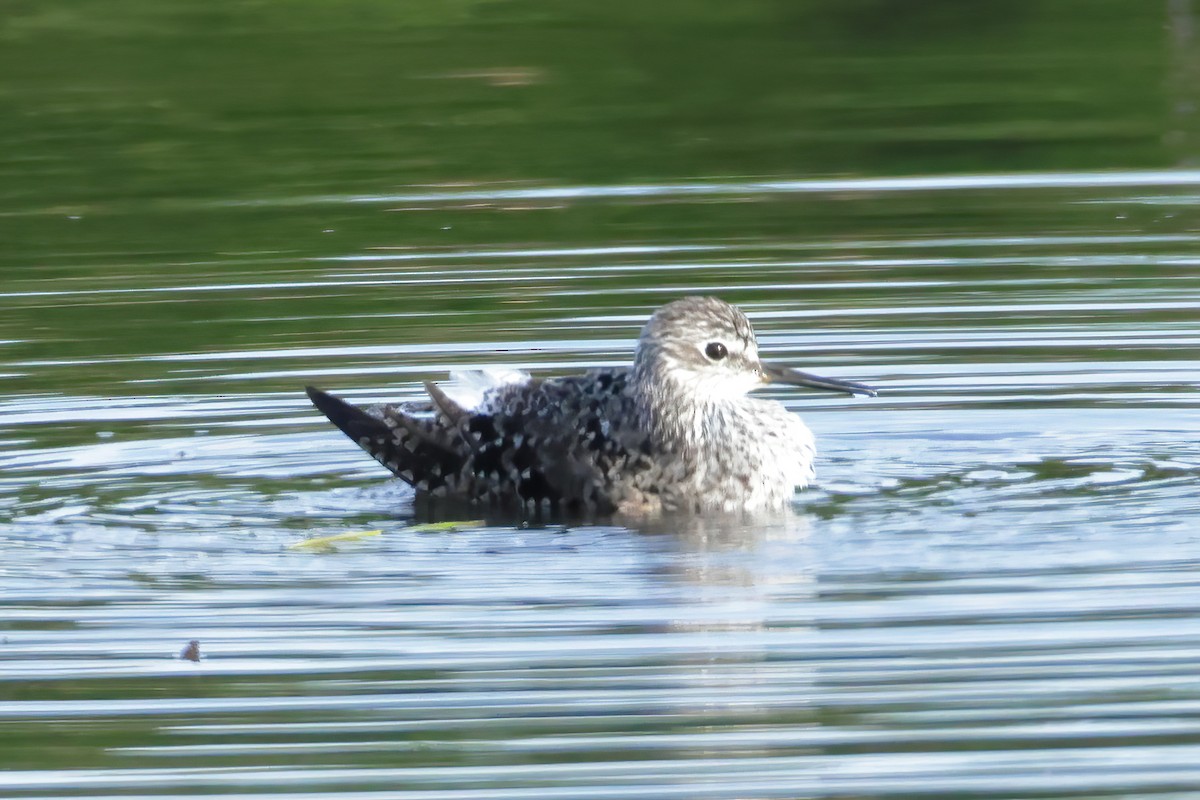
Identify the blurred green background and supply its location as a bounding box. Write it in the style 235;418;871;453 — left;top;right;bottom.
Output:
0;0;1186;211
0;0;1194;379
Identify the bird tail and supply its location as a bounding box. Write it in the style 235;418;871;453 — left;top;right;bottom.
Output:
305;386;461;492
306;385;386;444
305;385;406;473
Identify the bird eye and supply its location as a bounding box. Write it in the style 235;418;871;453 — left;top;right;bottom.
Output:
705;342;728;360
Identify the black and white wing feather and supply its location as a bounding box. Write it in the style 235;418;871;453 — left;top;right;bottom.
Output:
306;368;657;512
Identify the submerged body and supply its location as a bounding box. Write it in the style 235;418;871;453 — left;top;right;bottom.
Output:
307;297;875;514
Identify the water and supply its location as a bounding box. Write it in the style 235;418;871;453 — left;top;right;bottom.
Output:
3;3;1200;798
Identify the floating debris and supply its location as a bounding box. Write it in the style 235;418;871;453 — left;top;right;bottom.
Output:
287;529;383;551
288;521;483;552
179;640;201;662
408;520;484;533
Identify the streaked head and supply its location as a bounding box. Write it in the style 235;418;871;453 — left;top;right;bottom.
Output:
634;296;877;400
635;296;763;399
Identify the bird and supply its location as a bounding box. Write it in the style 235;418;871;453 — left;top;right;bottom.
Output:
306;296;876;515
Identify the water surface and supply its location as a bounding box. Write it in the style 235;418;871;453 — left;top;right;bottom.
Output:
3;3;1200;798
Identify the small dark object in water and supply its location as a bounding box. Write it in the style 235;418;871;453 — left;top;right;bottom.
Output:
179;639;201;662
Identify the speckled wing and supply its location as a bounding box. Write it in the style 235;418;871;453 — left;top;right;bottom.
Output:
454;369;653;511
306;370;656;511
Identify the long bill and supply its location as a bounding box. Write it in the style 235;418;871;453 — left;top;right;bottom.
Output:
762;363;878;397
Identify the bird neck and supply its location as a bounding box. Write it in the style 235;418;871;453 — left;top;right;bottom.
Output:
632;361;735;457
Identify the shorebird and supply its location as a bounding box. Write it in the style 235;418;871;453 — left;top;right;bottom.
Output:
306;296;875;514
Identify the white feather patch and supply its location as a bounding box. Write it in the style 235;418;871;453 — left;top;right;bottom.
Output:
440;368;531;412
